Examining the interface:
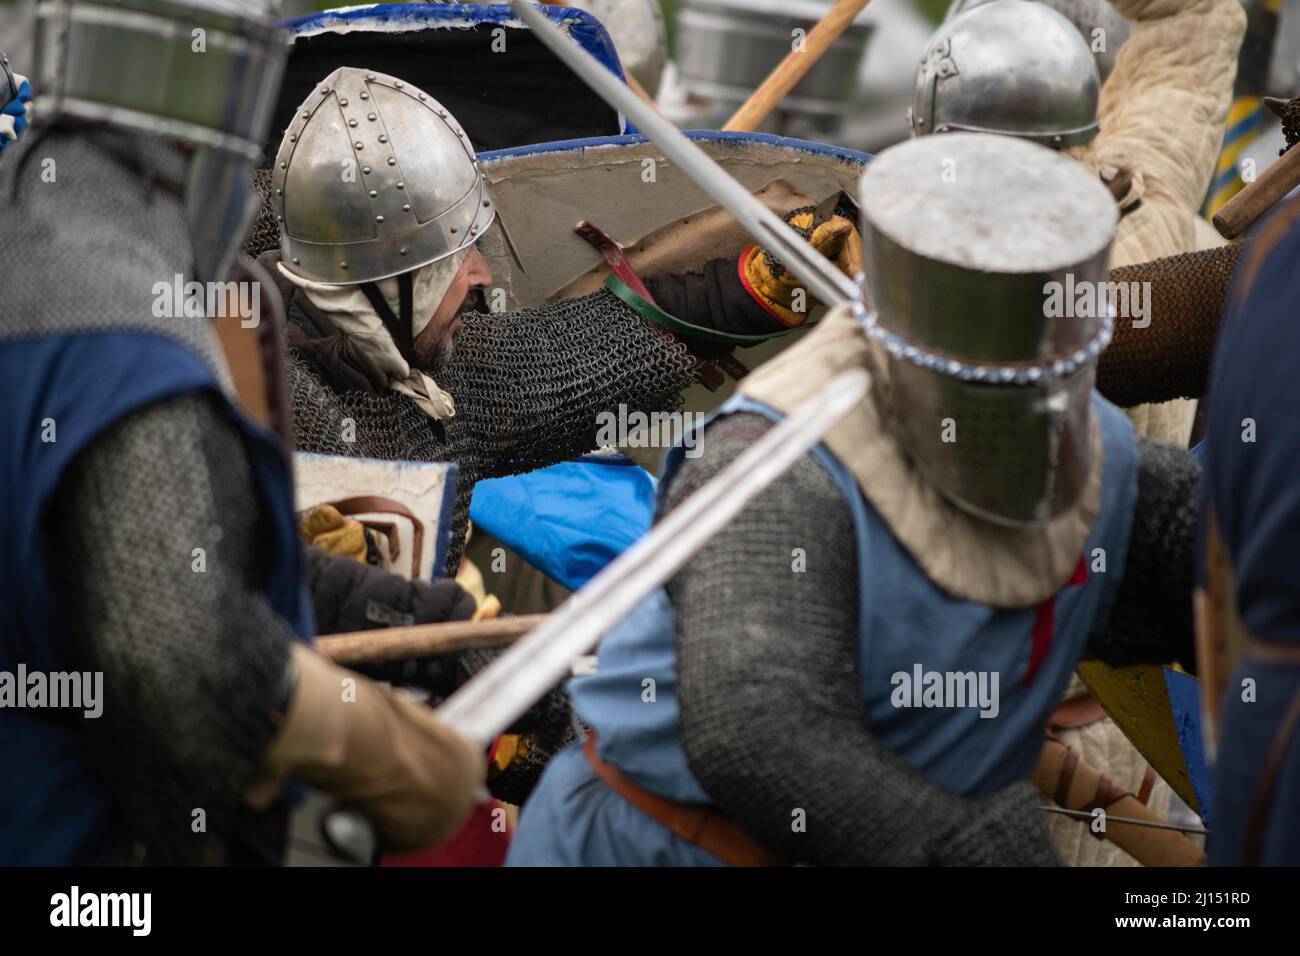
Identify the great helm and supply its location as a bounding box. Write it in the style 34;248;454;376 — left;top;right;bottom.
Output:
909;0;1101;148
32;0;288;281
272;66;495;286
856;133;1118;526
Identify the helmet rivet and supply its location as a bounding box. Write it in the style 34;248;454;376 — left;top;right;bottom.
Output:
292;257;300;265
289;134;297;142
340;262;348;269
400;248;409;256
301;111;310;118
362;166;372;175
280;162;287;169
369;189;377;198
340;98;349;107
276;215;283;222
419;93;427;101
395;81;404;89
320;88;329;95
402;203;411;212
450;226;458;234
367;113;376;121
378;134;388;143
470;226;478;235
396;181;405;189
376;215;385;223
387;157;396;166
483;200;490;208
348;119;357;128
360;91;369;100
275;188;282;196
366;73;376;81
438;109;447;118
355;141;364;150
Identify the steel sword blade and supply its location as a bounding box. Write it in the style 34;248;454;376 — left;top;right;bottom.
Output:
1039;805;1209;836
437;369;869;745
506;0;859;309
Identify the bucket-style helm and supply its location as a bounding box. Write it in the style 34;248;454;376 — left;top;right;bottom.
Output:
856;133;1118;526
272;67;496;357
909;0;1101;148
33;0;288;281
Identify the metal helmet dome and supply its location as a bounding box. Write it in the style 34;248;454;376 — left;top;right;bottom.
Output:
909;0;1101;148
272;66;495;286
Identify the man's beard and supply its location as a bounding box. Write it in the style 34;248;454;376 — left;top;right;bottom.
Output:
412;326;456;373
412;288;480;372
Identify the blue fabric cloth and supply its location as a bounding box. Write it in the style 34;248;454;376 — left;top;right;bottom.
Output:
0;330;312;864
0;77;31;150
1164;666;1213;826
511;391;1140;864
1200;201;1300;865
506;744;726;867
1208;661;1300;865
1200;206;1300;639
470;455;654;590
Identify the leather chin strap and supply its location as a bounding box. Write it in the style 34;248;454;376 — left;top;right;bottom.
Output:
360;272;416;364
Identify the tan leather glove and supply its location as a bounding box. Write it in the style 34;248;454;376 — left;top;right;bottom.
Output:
254;643;485;852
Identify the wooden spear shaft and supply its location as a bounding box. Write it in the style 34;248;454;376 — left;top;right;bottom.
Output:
316;614;546;666
723;0;873;133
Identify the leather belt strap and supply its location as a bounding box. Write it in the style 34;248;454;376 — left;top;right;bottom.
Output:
1051;744;1133;840
1246;641;1300;664
582;734;784;867
1137;765;1157;807
327;495;425;580
575;220;736;390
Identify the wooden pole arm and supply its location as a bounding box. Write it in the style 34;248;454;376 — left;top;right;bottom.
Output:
1213;143;1300;239
723;0;873;133
316;614;545;666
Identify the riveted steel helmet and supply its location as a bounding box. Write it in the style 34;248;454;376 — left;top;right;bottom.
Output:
32;0;288;281
909;0;1101;148
273;66;494;286
945;0;1131;83
856;133;1117;526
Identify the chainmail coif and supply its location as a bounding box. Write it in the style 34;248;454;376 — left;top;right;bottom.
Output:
247;167;281;259
289;291;699;575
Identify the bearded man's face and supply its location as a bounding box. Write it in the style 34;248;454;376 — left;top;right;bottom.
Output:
413;246;492;370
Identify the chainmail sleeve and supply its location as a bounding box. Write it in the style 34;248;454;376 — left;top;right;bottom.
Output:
1095;244;1241;408
440;293;698;477
434;293;699;568
46;391;297;864
669;413;1061;866
1085;437;1200;669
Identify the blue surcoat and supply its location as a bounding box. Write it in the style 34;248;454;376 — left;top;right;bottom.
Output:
509;393;1139;865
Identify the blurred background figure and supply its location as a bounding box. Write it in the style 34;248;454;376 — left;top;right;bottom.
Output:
0;48;31;153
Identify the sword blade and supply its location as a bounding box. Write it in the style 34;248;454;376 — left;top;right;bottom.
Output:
437;369;870;745
1039;805;1209;836
506;0;859;309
